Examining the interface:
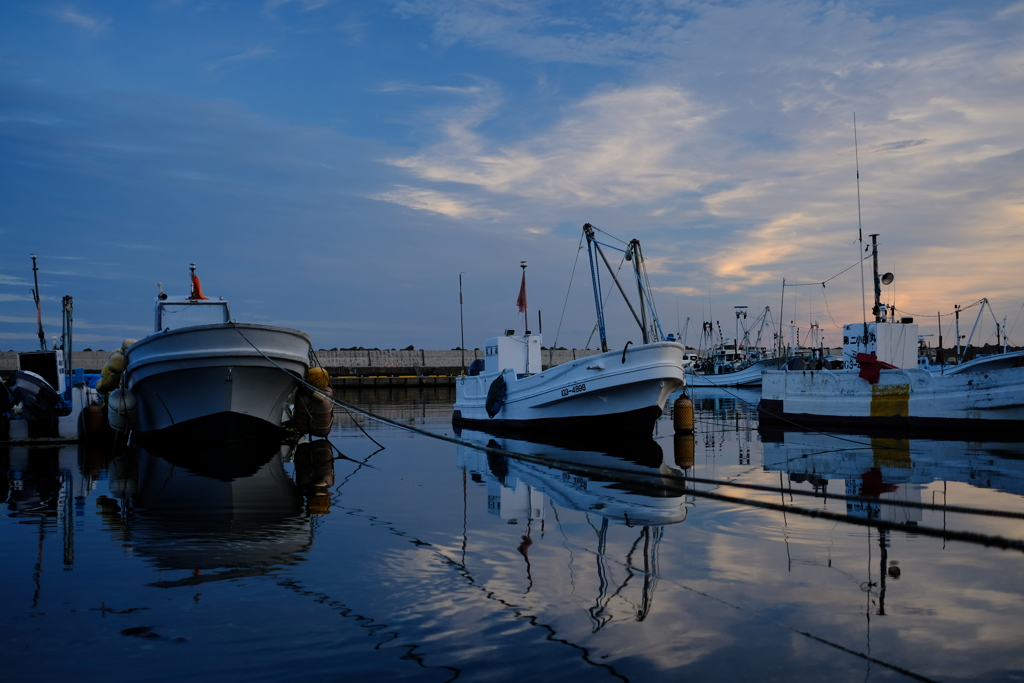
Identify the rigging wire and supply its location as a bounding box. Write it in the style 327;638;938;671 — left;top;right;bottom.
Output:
552;230;587;352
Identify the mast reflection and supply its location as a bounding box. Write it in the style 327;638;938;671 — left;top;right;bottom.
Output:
457;428;692;630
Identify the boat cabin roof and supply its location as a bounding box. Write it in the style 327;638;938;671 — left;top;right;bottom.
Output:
155;296;230;332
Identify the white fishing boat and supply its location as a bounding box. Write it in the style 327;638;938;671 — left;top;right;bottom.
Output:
686;355;790;387
2;353;95;443
124;266;311;442
2;257;96;444
453;224;686;435
758;235;1024;436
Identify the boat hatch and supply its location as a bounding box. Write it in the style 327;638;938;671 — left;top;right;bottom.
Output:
156;298;231;332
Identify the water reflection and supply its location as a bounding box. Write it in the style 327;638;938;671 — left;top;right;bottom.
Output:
5;389;1024;682
117;442;312;578
762;430;1024;520
456;428;692;527
455;428;695;631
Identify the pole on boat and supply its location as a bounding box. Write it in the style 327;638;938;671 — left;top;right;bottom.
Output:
955;304;962;363
519;261;529;334
870;234;882;322
630;239;650;344
61;295;73;388
459;272;466;375
583;225;609;353
585;225;645;337
30;253;47;351
854;113;869;352
937;311;945;372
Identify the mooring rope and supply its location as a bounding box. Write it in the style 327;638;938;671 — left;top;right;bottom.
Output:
228;323;1024;553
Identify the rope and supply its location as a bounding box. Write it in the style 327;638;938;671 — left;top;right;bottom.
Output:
552;231;586;351
227;323;1024;552
783;254;871;288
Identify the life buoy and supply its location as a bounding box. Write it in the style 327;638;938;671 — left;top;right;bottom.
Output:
485;374;506;418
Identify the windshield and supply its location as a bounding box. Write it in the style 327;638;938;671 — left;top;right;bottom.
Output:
157;301;229;331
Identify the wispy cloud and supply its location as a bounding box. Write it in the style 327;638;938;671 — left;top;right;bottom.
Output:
996;2;1024;19
877;139;929;152
264;0;335;14
203;47;276;72
371;185;496;219
53;6;110;34
386;84;718;207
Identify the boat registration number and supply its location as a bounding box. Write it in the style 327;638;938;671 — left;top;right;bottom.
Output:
562;383;586;397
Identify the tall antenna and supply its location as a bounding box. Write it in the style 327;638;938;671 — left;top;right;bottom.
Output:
855;113;868;345
459;272;466;375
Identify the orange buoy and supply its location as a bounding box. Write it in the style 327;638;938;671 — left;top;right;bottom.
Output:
306;367;330;390
672;394;694;433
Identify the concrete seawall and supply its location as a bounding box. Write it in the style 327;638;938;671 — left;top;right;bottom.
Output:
1;348;604;386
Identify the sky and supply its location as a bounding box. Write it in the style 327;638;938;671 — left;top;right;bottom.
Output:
2;0;1023;353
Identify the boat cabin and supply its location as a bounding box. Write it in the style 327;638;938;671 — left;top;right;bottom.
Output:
842;318;918;369
484;331;542;376
155;296;231;332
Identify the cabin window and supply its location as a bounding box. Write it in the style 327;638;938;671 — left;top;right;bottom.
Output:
158;302;229;330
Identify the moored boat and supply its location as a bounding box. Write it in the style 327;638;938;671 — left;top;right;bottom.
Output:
758;235;1024;436
453;224;686;436
124;265;311;443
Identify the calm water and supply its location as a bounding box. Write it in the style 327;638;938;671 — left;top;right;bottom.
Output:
4;386;1024;682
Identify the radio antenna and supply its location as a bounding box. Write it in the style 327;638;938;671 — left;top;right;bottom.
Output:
855;113;868;346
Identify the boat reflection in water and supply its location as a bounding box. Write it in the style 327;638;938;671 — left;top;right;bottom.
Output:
456;428;693;527
456;428;694;626
761;430;1024;521
104;439;325;581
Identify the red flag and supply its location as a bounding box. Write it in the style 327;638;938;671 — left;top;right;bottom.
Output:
190;273;209;300
516;272;528;313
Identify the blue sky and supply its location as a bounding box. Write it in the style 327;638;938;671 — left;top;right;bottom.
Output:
2;0;1023;353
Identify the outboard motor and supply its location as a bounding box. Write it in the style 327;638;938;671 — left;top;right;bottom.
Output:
5;371;66;437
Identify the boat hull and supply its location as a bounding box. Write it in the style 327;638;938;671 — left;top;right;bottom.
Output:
686;357;788;388
125;323;311;442
453;341;685;435
759;365;1024;437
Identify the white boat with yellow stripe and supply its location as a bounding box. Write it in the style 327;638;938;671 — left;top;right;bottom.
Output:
758;236;1024;437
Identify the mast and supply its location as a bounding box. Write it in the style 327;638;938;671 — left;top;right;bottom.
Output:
630;239;649;344
31;254;47;351
855;114;869;347
459;272;466;375
870;234;882;322
61;295;73;387
955;304;961;363
583;224;609;353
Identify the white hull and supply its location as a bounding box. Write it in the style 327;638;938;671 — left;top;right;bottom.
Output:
759;363;1024;435
686;357;788;387
125;323;310;439
454;341;686;434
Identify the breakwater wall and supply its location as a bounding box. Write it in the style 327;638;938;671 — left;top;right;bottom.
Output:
0;348;603;386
